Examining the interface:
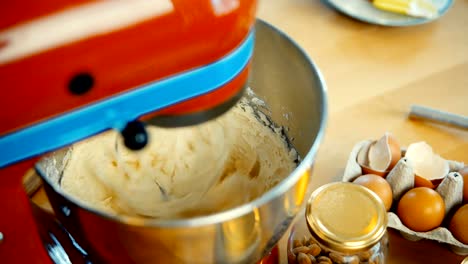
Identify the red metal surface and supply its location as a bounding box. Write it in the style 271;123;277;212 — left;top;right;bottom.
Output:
0;0;257;136
257;246;280;264
0;0;257;263
0;159;52;264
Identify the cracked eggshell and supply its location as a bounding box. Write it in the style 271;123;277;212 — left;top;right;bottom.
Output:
358;133;401;177
405;142;449;189
368;132;401;172
357;141;372;168
358;141;388;177
357;140;391;177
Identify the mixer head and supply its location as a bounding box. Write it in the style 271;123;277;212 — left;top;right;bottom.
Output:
0;0;257;167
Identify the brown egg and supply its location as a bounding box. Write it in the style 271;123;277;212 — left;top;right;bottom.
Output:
397;187;445;232
459;167;468;203
353;174;393;211
414;175;438;189
449;204;468;244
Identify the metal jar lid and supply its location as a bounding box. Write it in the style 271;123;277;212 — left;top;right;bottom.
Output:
305;182;388;254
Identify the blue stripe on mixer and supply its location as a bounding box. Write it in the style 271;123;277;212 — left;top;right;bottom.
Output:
0;30;255;168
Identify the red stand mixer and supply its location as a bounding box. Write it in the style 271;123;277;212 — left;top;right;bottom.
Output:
0;1;257;262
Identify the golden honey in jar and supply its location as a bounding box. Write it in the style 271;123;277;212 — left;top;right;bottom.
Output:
287;182;389;264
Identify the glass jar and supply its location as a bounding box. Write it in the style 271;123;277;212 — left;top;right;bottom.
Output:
287;182;389;264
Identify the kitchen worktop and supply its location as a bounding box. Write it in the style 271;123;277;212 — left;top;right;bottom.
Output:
257;0;468;263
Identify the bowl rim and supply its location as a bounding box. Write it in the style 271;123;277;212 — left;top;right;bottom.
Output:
36;18;328;228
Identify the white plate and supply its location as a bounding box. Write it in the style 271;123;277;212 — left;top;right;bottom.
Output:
324;0;453;26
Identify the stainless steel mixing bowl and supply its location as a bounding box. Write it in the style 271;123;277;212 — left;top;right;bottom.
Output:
35;19;327;264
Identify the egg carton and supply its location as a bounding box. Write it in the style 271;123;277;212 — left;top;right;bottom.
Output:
342;140;468;256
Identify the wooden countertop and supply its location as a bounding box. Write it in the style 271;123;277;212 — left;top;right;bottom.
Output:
257;1;468;263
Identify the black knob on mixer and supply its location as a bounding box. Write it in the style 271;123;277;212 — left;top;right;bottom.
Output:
121;120;148;150
68;72;94;95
